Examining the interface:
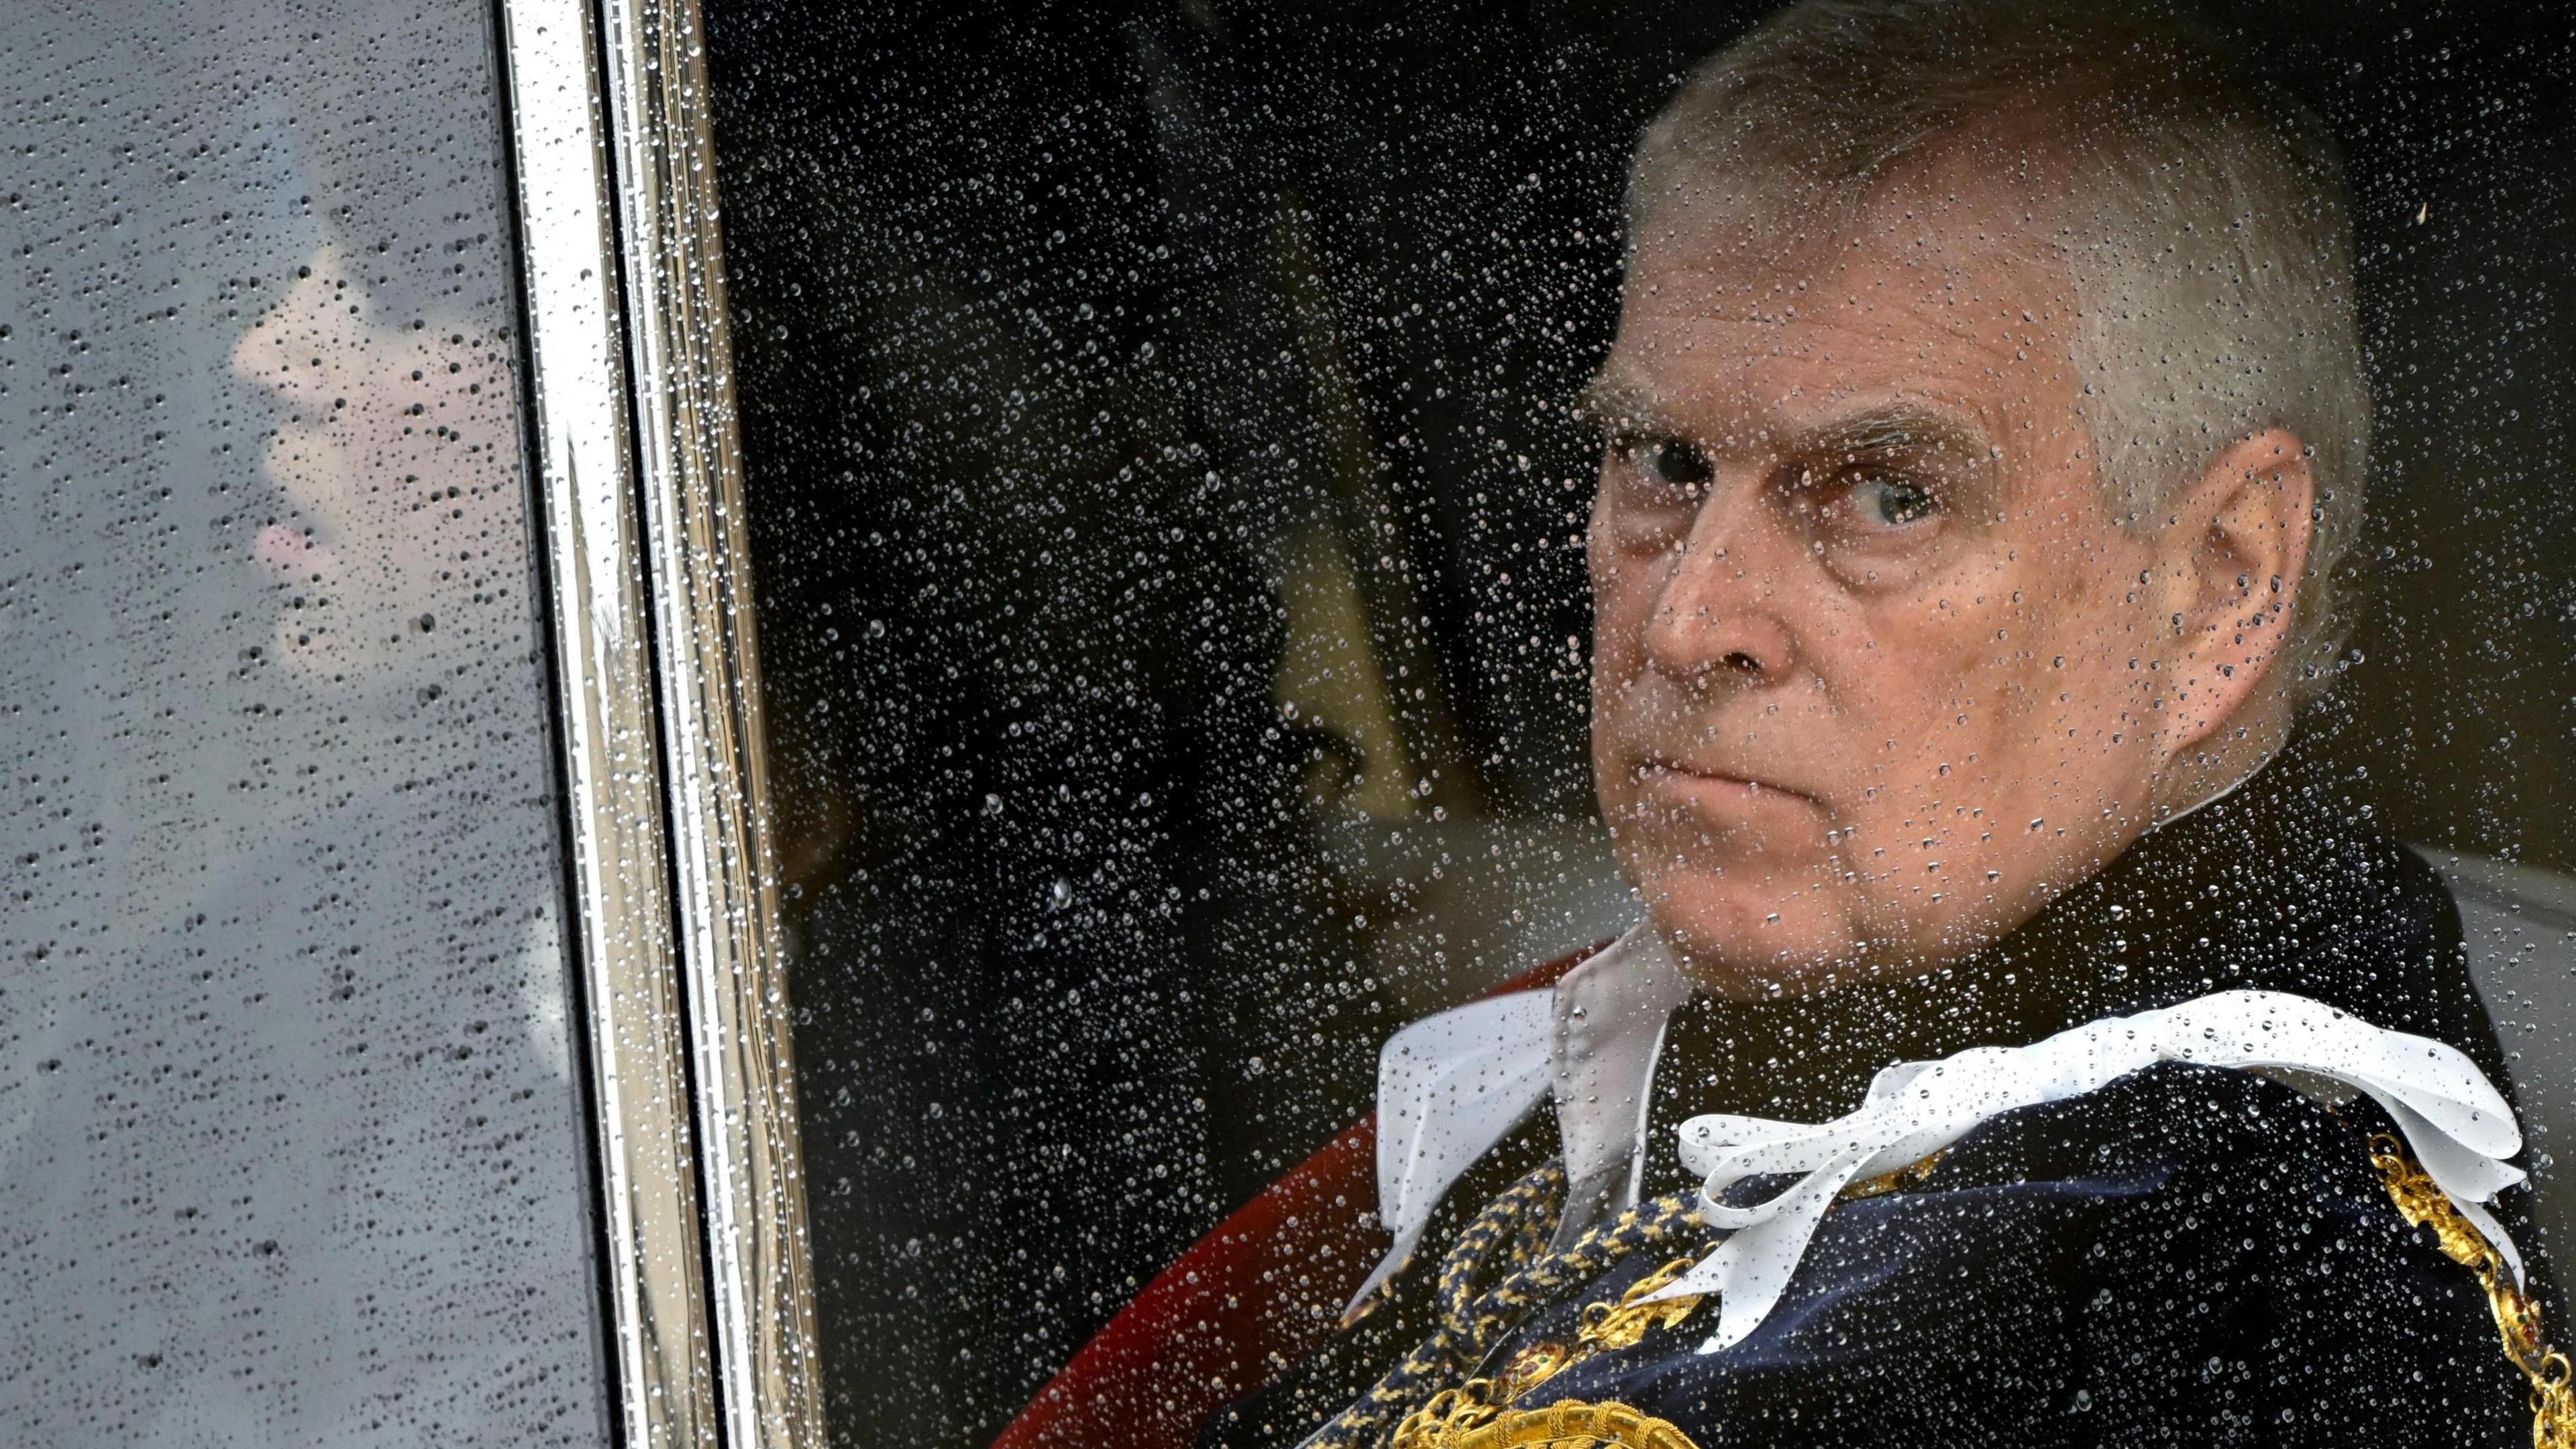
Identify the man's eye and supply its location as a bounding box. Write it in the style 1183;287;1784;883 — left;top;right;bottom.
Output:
1650;437;1715;486
1849;474;1936;527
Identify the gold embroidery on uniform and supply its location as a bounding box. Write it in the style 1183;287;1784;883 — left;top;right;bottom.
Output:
1307;1169;1708;1449
1398;1258;1710;1448
2367;1132;2576;1448
1391;1392;1700;1449
1576;1256;1705;1352
1493;1256;1705;1406
1381;1149;1953;1449
1839;1146;1948;1201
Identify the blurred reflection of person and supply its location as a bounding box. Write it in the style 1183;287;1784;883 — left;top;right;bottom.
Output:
238;250;515;677
232;240;575;1077
74;240;588;1443
8;164;594;1449
1000;3;2563;1448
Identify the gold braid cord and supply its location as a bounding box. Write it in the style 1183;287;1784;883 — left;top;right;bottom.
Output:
1303;1160;1709;1449
2368;1133;2576;1448
1331;1153;1951;1449
1389;1256;1709;1449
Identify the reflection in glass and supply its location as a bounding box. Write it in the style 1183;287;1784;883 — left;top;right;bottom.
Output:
704;2;2576;1445
1;1;606;1440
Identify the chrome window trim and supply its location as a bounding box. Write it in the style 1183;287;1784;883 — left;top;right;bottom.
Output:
498;1;722;1445
596;0;825;1443
501;0;820;1442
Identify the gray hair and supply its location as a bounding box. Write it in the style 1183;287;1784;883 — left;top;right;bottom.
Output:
1629;0;2365;702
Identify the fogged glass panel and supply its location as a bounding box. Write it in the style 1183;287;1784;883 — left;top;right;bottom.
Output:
706;3;2576;1445
0;1;607;1442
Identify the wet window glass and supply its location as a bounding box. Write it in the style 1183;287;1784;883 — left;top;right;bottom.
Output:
1;1;607;1440
705;3;2576;1445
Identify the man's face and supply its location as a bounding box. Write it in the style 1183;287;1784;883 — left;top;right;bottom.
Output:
1589;168;2179;995
231;243;522;696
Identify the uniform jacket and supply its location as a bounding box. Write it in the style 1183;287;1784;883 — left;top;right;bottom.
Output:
1000;749;2561;1448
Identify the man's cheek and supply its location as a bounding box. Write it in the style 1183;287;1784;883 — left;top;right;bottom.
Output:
1587;571;1650;667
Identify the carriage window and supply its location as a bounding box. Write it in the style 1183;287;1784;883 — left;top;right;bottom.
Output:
704;3;2576;1445
1;0;607;1439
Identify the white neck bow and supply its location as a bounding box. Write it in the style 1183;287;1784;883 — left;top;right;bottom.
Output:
1646;988;2526;1353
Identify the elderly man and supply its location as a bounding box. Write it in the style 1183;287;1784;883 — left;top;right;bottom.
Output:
998;3;2559;1446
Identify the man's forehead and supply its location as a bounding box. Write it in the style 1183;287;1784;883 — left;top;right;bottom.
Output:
1586;296;2033;445
1628;148;2074;318
1638;108;2078;262
1599;184;2076;441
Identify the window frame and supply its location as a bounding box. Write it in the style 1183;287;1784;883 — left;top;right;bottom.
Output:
486;4;2576;1444
498;0;820;1444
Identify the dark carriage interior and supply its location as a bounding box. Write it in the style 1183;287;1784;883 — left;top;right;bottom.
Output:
700;3;2576;1442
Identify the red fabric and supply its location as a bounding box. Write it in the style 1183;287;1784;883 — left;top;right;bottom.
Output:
989;947;1599;1449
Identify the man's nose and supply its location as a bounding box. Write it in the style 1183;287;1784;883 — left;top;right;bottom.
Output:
1639;496;1799;688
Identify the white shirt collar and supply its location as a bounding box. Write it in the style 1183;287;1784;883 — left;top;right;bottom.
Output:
1548;923;1694;1246
1346;920;1682;1319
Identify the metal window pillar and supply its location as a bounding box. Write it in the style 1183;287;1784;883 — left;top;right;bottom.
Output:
497;0;820;1442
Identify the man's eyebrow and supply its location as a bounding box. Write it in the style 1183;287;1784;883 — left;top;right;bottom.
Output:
1573;384;1990;461
1574;373;1666;429
1800;405;1988;459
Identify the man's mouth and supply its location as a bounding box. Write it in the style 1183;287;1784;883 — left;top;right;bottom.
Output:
1629;757;1821;816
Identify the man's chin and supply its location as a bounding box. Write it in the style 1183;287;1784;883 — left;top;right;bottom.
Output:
1638;883;1880;1001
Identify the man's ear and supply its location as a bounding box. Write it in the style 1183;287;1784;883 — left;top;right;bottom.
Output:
2146;427;2316;763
